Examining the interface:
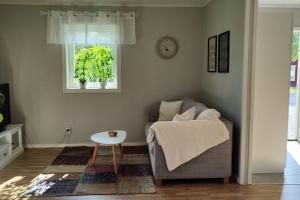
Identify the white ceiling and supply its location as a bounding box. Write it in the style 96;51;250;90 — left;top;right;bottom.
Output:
259;0;300;8
0;0;212;7
1;0;300;8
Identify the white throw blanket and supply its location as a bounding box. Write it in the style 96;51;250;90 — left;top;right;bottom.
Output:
147;116;229;171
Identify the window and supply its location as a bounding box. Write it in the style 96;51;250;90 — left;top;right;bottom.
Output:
63;44;121;93
46;10;135;93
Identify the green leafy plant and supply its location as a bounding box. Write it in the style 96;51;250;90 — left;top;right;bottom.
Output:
74;48;89;85
91;45;113;82
75;45;113;85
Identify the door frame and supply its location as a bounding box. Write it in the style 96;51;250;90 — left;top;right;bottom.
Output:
239;0;258;185
295;27;300;142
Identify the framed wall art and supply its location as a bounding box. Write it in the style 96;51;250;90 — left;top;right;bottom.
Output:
218;31;230;73
207;35;217;72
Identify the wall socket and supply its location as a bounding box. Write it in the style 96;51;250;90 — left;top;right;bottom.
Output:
66;127;72;136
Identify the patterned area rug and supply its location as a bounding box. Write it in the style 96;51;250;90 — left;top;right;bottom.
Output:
24;146;155;197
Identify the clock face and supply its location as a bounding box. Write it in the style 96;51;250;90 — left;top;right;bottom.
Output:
156;36;178;59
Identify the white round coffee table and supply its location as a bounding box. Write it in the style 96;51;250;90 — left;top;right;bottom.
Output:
90;130;127;175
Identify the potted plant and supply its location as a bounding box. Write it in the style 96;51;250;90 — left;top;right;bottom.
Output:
75;45;113;89
98;65;113;89
91;45;113;89
75;48;90;89
74;67;87;89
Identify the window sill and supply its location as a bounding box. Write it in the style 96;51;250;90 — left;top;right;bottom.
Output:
63;88;121;94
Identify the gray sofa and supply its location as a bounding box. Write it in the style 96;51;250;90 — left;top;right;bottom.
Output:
145;99;233;185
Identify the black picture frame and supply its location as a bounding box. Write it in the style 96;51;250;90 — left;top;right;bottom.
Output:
207;35;217;72
218;31;230;73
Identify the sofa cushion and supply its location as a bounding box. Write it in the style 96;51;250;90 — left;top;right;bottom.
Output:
180;97;207;116
195;109;220;120
173;107;195;121
158;100;183;121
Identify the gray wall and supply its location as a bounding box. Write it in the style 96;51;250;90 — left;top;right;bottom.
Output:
200;0;245;176
294;11;300;26
0;6;203;145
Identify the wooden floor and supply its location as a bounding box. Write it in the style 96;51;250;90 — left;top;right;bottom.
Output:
1;148;300;200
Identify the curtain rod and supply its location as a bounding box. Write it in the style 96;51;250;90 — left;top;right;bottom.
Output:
40;11;139;18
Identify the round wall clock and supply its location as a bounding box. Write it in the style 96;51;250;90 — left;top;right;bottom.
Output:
156;36;178;59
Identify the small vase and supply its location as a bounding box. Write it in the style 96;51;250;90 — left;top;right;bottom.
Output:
100;81;107;89
80;82;86;89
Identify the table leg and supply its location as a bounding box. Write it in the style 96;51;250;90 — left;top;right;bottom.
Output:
119;144;124;158
91;143;99;166
112;145;118;175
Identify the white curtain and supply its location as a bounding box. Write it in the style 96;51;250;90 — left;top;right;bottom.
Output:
47;11;136;45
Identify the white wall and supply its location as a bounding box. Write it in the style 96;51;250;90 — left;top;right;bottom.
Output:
251;10;293;173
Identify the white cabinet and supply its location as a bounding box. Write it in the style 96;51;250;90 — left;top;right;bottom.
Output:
0;124;23;169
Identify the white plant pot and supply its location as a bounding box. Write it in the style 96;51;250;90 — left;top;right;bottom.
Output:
80;82;86;89
100;81;107;89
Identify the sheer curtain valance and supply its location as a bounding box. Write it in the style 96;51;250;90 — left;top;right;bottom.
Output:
46;10;136;45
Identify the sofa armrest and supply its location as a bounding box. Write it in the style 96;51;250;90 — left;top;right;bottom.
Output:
220;117;233;140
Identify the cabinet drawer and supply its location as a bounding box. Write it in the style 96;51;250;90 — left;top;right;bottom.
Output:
0;144;10;160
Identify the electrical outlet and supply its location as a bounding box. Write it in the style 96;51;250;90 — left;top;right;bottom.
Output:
66;127;72;136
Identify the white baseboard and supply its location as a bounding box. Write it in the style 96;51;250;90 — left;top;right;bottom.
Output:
24;142;147;148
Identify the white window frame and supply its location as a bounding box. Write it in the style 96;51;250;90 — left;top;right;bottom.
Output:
62;44;121;93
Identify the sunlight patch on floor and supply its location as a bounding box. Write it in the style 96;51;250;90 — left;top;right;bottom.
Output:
287;141;300;166
0;176;28;200
0;173;62;199
25;173;55;197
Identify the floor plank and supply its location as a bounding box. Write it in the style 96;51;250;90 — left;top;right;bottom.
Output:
0;148;300;200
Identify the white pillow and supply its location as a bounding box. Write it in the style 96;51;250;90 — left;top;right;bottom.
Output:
195;109;220;120
173;107;195;121
158;100;183;121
